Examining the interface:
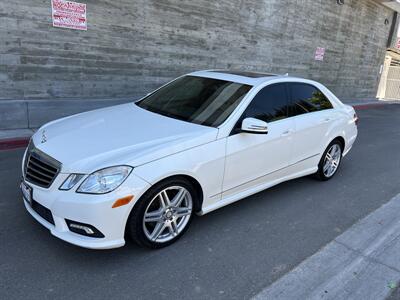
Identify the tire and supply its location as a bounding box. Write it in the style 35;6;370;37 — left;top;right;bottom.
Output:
315;140;343;181
127;177;195;249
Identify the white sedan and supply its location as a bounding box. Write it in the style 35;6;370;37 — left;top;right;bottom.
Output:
21;70;358;249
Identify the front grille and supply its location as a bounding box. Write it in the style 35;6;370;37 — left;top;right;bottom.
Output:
31;200;55;225
24;142;61;188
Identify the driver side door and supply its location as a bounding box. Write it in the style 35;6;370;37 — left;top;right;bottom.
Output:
222;83;295;195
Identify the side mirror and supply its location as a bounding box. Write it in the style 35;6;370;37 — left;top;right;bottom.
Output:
241;118;268;134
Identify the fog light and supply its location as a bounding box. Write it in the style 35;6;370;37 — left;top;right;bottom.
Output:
65;219;105;238
69;223;95;235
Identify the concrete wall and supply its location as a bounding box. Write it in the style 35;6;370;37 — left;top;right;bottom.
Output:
0;0;395;128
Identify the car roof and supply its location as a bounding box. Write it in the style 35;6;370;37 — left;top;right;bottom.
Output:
207;70;278;78
188;70;296;86
187;70;343;107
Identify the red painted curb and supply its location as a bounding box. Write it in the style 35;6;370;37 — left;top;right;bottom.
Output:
353;103;388;110
0;137;30;151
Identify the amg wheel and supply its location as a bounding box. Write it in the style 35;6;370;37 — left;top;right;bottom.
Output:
127;178;195;249
316;140;343;181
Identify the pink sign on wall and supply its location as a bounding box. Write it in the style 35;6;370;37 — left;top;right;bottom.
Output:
52;0;87;31
315;47;325;61
396;38;400;50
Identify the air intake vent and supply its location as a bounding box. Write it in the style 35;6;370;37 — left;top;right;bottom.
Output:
31;200;55;225
24;142;61;188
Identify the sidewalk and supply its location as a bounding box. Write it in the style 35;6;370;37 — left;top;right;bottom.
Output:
0;98;398;151
253;193;400;300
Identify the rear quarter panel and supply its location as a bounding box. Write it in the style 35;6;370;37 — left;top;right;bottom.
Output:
341;105;358;155
322;106;357;157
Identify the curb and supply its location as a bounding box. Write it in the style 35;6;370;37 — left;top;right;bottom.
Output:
0;137;30;151
0;102;395;151
353;103;389;110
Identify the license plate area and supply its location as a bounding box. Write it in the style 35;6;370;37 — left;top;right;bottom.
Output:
21;181;32;205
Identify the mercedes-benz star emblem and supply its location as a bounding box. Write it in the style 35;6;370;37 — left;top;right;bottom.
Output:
41;130;47;144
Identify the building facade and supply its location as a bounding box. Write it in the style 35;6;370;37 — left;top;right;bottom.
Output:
0;0;399;129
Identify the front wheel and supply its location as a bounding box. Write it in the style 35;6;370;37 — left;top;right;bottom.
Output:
127;178;195;249
315;140;343;181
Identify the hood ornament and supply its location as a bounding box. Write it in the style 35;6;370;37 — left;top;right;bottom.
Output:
41;130;47;144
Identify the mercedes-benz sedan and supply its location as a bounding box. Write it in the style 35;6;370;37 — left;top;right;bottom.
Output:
21;70;358;249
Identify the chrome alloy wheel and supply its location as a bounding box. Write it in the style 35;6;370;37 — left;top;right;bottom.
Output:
323;144;342;178
143;186;193;243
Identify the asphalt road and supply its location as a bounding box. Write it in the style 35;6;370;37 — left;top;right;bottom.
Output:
1;105;400;300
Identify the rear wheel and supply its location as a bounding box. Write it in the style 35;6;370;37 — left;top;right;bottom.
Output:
127;178;195;249
316;140;343;181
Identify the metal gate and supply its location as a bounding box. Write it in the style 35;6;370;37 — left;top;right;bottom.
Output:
377;55;400;100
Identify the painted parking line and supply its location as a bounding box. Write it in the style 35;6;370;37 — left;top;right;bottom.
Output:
253;193;400;300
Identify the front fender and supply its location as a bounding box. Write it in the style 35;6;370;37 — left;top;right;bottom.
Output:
133;139;226;209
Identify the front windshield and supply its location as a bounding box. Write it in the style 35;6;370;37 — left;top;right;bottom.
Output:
136;75;252;127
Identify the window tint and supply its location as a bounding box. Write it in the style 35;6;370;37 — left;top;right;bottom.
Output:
289;83;333;116
242;84;288;123
136;76;251;127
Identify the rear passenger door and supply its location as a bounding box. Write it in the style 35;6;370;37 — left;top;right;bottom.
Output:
288;83;334;164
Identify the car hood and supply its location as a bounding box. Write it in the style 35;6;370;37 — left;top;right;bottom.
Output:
32;103;218;174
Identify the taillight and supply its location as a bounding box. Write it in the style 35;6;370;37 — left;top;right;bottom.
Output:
354;113;359;125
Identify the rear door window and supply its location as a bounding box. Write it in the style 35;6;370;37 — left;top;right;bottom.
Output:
288;83;333;117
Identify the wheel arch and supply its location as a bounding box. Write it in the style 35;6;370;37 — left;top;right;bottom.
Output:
133;174;204;213
123;174;204;241
318;135;346;164
164;174;204;213
332;136;345;152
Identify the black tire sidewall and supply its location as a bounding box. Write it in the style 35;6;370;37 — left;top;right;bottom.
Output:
127;177;196;249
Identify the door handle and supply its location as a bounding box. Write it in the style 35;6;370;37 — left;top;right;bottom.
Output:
321;118;331;123
281;129;293;137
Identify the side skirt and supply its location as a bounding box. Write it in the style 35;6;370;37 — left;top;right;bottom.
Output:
199;158;319;216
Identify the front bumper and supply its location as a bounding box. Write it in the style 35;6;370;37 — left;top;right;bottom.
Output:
22;172;150;249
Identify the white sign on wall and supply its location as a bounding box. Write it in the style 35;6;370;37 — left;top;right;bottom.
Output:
52;0;87;31
314;47;325;61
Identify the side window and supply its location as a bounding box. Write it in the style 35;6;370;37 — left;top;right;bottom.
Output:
289;83;333;117
242;84;289;123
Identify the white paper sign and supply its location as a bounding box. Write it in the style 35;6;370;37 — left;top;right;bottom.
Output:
315;47;325;61
52;0;87;31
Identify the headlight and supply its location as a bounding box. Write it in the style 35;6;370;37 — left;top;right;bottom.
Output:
76;166;133;194
59;174;85;191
